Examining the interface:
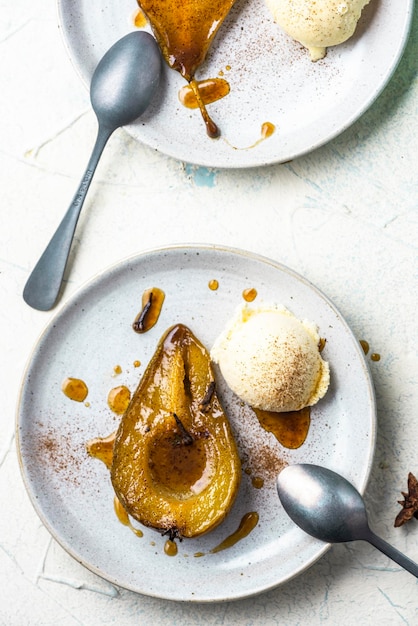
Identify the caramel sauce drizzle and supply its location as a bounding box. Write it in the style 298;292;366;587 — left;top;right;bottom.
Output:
179;78;230;110
132;287;165;333
211;512;259;553
86;431;116;470
164;540;178;556
245;122;276;148
61;377;88;402
224;122;276;151
208;279;219;291
360;339;380;361
194;512;259;557
254;407;311;449
251;476;264;489
114;496;143;538
133;8;147;28
242;288;257;302
261;122;275;140
360;339;370;355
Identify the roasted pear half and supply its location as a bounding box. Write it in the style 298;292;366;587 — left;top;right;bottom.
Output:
111;324;241;539
137;0;237;136
137;0;236;82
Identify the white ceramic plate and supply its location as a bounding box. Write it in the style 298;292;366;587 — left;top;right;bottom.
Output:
17;245;376;602
56;0;413;168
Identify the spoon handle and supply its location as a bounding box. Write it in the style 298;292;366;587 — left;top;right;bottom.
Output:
366;528;418;578
23;124;113;311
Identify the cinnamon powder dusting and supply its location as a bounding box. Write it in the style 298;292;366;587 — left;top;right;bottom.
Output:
242;441;287;482
32;425;85;487
232;401;287;484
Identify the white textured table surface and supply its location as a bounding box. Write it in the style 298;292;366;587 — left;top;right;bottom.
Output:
1;1;417;624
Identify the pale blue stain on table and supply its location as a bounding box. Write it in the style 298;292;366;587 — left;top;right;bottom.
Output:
184;163;217;187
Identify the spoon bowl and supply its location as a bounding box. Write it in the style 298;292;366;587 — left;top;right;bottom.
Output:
23;31;162;311
277;464;418;578
90;31;161;128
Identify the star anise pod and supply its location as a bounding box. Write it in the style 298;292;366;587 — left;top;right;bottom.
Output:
394;472;418;527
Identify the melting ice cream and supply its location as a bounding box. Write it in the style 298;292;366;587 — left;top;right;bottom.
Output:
211;305;330;412
265;0;371;61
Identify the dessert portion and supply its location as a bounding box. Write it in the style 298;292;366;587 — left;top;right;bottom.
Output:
211;304;330;412
265;0;371;61
136;0;237;136
111;324;241;539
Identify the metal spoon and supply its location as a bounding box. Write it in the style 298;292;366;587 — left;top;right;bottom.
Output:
23;31;162;311
277;463;418;578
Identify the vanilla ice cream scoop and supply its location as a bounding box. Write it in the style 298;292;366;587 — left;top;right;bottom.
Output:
211;305;330;412
266;0;371;61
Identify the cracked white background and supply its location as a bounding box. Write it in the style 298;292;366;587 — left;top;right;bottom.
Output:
1;1;417;624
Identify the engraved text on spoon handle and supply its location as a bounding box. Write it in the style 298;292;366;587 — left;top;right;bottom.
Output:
23;125;113;311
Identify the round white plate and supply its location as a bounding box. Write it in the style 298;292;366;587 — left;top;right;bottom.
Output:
17;245;376;601
56;0;413;168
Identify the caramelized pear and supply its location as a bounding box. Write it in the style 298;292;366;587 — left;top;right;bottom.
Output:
137;0;237;136
111;324;241;539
